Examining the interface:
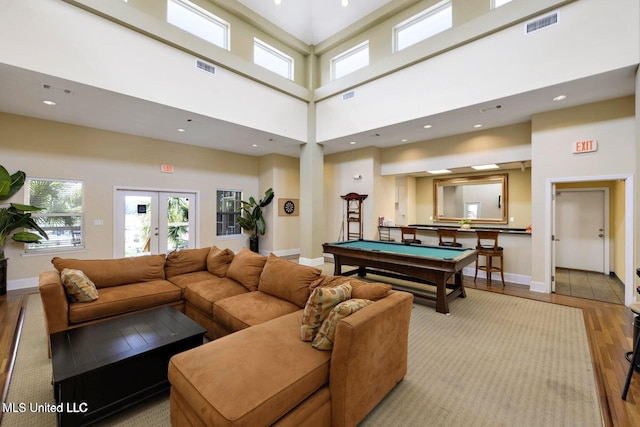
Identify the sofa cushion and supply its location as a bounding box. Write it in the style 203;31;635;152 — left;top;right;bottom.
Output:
52;255;166;289
206;247;235;277
258;254;322;308
168;311;331;427
60;269;99;302
213;292;300;333
225;248;267;291
300;283;351;342
310;276;392;301
312;299;374;350
68;280;181;324
168;271;218;289
183;277;248;315
165;247;211;278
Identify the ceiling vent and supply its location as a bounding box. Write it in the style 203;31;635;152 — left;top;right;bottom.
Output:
526;12;558;34
196;59;216;75
342;90;356;101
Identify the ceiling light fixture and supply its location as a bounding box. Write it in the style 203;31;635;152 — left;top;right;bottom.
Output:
471;164;500;171
427;169;452;175
401;138;408;142
553;95;567;101
349;141;357;145
252;144;258;147
177;128;186;132
42;100;56;106
342;0;349;6
473;124;483;128
423;124;432;129
274;0;281;5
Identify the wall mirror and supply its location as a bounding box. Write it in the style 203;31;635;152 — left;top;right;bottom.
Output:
434;173;508;224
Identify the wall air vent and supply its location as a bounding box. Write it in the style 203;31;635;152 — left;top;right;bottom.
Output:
196;59;216;75
526;12;558;34
342;90;356;101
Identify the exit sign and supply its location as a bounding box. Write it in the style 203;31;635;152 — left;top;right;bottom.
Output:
573;139;597;154
161;164;174;173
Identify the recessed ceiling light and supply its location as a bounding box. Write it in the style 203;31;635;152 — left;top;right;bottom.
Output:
252;144;258;147
553;95;567;101
427;169;452;175
473;124;483;128
349;141;357;145
471;164;500;170
42;100;56;106
177;128;186;132
401;138;408;142
423;124;432;129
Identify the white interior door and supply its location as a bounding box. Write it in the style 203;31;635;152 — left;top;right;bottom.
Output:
555;190;606;273
115;190;196;257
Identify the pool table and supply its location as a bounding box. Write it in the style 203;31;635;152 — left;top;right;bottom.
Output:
322;240;478;314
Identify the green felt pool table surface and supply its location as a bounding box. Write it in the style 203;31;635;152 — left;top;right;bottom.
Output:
329;240;472;260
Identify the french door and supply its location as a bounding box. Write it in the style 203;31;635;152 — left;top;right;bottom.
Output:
115;190;197;258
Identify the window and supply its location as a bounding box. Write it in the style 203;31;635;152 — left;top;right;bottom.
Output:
492;0;513;8
26;179;84;251
167;0;229;50
331;41;369;80
254;38;294;80
393;1;452;52
217;190;241;236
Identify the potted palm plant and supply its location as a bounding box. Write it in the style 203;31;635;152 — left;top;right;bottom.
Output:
237;188;274;253
0;165;49;295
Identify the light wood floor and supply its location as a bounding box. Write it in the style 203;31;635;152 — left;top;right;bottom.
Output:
1;282;639;426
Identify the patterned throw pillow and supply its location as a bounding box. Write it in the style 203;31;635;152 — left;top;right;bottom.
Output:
312;299;373;351
301;283;352;342
60;268;99;302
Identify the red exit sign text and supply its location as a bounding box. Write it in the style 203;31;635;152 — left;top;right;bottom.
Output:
573;139;597;154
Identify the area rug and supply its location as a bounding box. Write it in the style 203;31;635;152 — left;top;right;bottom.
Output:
2;290;601;426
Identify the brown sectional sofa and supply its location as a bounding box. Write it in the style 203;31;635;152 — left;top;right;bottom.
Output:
39;246;414;426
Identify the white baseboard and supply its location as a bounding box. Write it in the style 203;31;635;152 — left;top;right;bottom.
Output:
528;280;549;293
462;266;531;287
8;276;39;292
270;248;300;257
298;257;325;267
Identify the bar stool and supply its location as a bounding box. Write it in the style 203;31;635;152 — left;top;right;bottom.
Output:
474;230;505;286
401;227;422;244
622;302;640;400
437;229;462;247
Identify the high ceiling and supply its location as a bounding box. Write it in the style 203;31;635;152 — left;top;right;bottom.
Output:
236;0;393;45
0;1;635;161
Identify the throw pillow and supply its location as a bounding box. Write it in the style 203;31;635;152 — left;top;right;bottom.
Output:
300;283;352;342
259;254;322;307
164;247;210;278
60;268;99;302
206;246;235;277
312;299;373;351
310;276;392;301
225;248;268;291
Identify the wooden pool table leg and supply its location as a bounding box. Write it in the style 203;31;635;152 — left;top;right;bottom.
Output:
435;276;449;314
456;272;466;298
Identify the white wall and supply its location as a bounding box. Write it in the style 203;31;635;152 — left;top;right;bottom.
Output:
530;96;636;293
315;0;639;142
0;0;308;142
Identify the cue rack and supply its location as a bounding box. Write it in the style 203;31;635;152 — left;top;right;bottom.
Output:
340;193;368;240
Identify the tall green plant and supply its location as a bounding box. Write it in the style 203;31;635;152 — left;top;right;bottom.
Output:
237;188;275;238
0;166;48;260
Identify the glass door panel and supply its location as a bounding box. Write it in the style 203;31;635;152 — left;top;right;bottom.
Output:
115;190;196;258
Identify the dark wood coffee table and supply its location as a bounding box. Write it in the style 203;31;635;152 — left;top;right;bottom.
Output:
50;306;206;427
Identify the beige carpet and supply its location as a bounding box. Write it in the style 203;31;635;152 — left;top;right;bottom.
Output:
2;289;601;426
